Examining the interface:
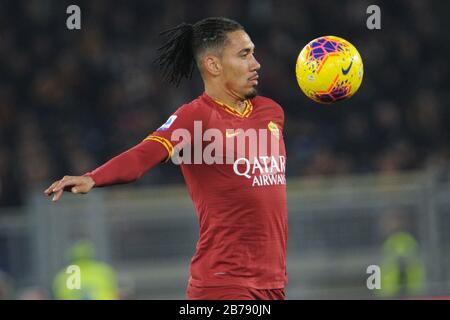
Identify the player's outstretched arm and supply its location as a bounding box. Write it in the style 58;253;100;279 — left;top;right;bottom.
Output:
43;139;169;202
44;175;95;202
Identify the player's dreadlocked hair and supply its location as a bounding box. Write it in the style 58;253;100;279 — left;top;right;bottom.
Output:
155;17;244;86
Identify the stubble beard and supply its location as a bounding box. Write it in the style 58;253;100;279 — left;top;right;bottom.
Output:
244;87;258;99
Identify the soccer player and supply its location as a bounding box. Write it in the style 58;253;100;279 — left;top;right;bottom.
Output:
45;17;287;300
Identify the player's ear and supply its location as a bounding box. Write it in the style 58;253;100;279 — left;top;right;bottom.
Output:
203;55;221;76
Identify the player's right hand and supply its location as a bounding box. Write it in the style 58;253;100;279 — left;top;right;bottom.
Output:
44;175;96;202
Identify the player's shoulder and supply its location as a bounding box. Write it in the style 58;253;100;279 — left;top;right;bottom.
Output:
174;95;211;118
252;96;285;116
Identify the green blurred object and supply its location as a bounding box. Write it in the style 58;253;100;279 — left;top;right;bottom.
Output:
378;232;426;298
53;240;119;300
67;240;95;261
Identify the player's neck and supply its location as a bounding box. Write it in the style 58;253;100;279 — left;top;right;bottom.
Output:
204;85;246;113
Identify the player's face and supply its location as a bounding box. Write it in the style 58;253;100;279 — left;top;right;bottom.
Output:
220;30;261;99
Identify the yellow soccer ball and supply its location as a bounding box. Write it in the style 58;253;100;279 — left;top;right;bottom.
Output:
296;36;364;103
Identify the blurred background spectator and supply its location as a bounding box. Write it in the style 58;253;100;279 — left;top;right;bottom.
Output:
53;240;119;300
377;210;426;298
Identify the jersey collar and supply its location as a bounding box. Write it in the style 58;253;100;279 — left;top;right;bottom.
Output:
203;93;253;118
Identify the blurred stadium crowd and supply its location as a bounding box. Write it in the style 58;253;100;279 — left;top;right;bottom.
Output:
0;0;448;207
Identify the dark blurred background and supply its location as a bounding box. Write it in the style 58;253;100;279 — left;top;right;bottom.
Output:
0;0;448;207
0;0;449;300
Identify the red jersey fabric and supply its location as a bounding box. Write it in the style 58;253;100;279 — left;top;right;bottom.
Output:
186;283;286;300
147;93;288;289
85;140;168;186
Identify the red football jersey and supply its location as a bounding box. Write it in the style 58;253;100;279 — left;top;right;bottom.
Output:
146;93;288;289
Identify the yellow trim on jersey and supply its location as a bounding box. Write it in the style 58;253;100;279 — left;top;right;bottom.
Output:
143;135;173;162
212;99;253;118
241;100;253;118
